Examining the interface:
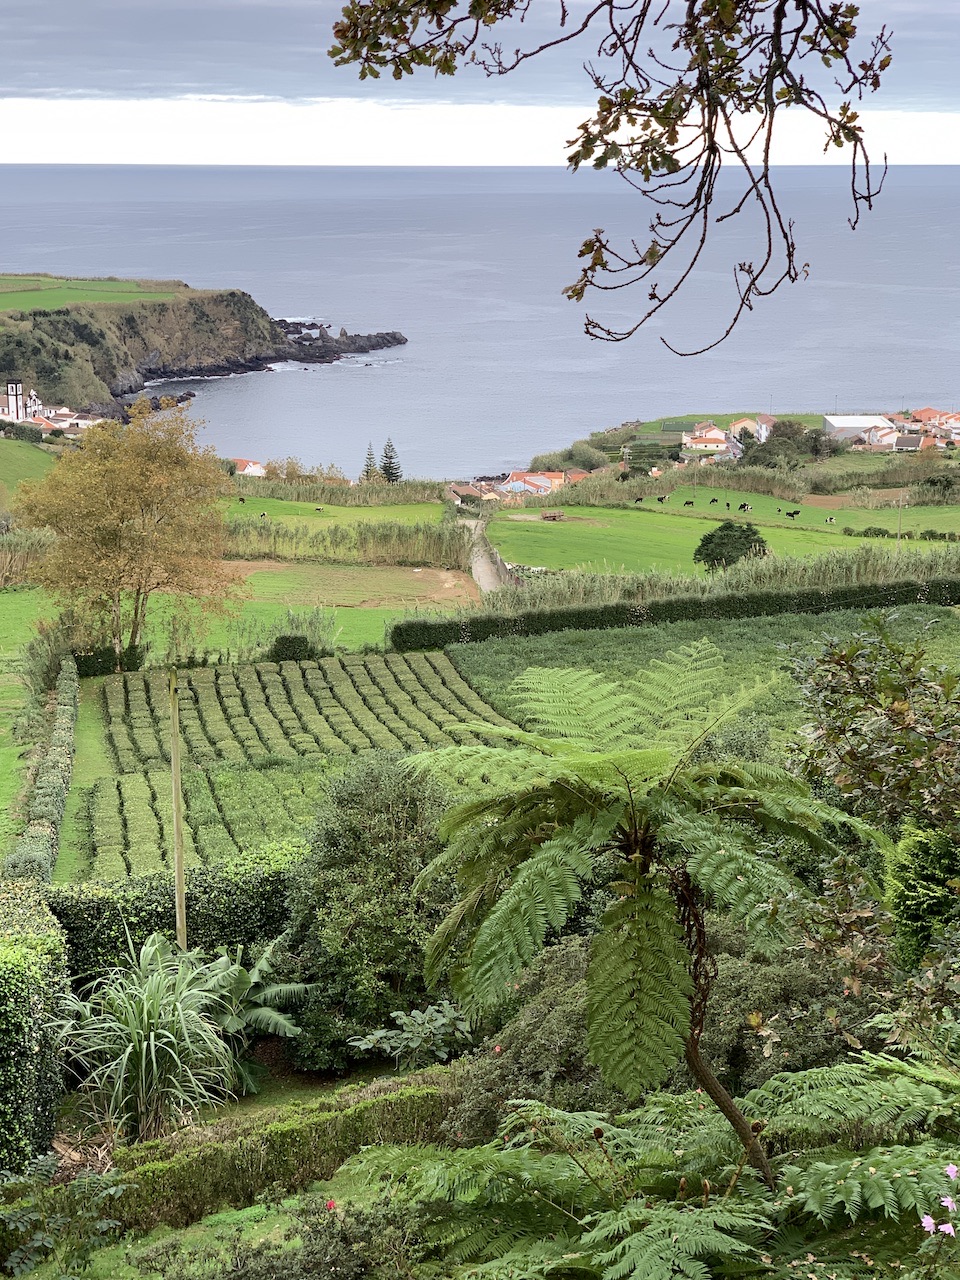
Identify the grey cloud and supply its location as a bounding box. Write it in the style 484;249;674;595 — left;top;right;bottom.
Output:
2;0;958;108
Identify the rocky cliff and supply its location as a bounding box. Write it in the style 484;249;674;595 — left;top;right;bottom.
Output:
0;288;406;413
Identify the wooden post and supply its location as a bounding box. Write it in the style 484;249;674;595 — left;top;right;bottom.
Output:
169;669;187;949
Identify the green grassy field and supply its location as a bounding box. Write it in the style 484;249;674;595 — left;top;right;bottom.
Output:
223;496;442;526
451;604;960;735
0;438;56;507
0;274;180;312
624;411;826;437
489;488;960;573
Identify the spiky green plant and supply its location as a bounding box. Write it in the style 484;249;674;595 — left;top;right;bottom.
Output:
415;640;879;1187
58;933;237;1143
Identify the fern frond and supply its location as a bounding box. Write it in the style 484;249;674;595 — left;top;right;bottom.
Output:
588;876;692;1098
782;1142;953;1225
510;667;644;749
582;1201;769;1280
465;816;602;1011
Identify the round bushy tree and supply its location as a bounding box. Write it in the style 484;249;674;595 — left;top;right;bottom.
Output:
282;753;452;1070
693;520;768;571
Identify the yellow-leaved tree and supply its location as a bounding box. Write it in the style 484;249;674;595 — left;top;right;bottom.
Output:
16;399;234;661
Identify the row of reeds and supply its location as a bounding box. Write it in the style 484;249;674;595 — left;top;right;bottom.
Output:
224;517;473;570
477;542;960;614
234;477;446;505
0;528;54;587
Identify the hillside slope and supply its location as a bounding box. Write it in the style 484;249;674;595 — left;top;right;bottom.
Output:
0;288;405;412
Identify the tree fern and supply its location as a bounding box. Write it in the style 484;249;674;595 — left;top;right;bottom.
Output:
582;1202;770;1280
781;1142;954;1225
413;643;882;1184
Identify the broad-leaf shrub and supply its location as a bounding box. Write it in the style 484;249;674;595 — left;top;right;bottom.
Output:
0;883;67;1173
349;1000;472;1069
281;753;453;1070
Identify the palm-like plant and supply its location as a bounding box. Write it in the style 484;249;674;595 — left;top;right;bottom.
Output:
416;641;877;1187
58;933;237;1143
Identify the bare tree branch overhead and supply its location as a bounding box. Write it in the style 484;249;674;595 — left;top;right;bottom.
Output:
330;2;892;353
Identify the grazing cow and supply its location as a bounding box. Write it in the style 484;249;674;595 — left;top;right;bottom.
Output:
738;503;749;512
259;511;267;519
238;496;246;505
635;496;644;504
709;497;718;505
825;516;836;524
314;506;324;512
657;495;666;504
683;500;694;507
725;502;730;510
786;510;799;520
776;507;781;513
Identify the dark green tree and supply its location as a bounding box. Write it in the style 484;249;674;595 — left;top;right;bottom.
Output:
693;520;768;571
360;442;381;483
379;438;403;483
330;2;891;352
414;641;873;1186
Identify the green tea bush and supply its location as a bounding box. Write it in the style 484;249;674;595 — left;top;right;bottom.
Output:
282;753;453;1071
0;882;68;1172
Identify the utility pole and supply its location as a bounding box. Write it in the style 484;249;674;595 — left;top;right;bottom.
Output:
169;669;187;949
896;488;906;550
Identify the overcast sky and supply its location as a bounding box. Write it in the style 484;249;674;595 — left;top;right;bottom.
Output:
3;0;959;163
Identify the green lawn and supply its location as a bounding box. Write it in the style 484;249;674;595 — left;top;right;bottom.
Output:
489;490;960;573
223;496;442;527
0;438;57;507
0;274;179;311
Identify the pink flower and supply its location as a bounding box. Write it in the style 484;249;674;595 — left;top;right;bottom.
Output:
948;1164;959;1181
325;1199;336;1211
494;1045;502;1054
922;1215;937;1234
939;1223;956;1237
942;1196;957;1212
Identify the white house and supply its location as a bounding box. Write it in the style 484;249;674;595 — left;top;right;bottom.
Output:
232;458;267;478
822;415;897;444
681;423;728;450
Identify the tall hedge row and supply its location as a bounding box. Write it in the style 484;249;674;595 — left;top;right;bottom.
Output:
388;577;960;652
2;656;78;881
45;855;292;976
0;882;67;1172
109;1078;458;1232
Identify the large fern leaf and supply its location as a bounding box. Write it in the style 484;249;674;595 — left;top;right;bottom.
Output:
781;1142;953;1224
588;876;693;1098
582;1202;768;1280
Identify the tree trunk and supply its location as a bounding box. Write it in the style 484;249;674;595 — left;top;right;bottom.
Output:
684;1036;776;1190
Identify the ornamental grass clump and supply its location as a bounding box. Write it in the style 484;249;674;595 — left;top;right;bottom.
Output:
58;933;238;1144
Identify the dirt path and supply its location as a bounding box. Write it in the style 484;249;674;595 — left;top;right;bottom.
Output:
465;521;505;594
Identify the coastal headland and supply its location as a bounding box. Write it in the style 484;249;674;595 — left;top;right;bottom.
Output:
0;274;406;415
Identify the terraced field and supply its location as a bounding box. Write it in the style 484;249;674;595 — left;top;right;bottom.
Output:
72;653;515;880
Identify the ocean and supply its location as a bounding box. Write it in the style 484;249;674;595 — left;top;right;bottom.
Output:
1;164;958;479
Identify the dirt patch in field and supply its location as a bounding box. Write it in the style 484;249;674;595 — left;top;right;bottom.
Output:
503;513;606;525
223;560;480;607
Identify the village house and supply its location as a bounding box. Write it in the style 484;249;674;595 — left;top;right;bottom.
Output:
681;422;728;450
0;379;43;422
822;415;901;449
494;468;590;497
232;458;267;478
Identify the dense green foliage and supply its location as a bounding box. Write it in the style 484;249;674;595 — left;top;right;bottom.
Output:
414;642;873;1185
887;826;960;967
693;520;768;570
283;754;454;1070
109;1078;458;1232
0;882;67;1172
224;517;470;568
389;577;960;650
3;657;77;880
45;853;292;973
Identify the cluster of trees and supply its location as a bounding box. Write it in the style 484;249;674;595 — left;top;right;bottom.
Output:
361;439;403;483
741;419;846;469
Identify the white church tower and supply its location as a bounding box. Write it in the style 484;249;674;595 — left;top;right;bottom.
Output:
6;380;24;421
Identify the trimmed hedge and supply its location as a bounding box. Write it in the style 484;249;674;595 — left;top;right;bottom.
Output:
388;577;960;652
109;1076;459;1232
0;882;67;1172
45;852;292;977
2;657;78;881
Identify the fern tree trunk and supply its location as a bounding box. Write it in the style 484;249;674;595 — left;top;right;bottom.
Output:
675;870;777;1191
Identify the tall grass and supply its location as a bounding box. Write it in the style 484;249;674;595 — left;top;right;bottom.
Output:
235;477;446;504
477;543;960;614
805;453;948;494
0;528;54;587
225;517;472;570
